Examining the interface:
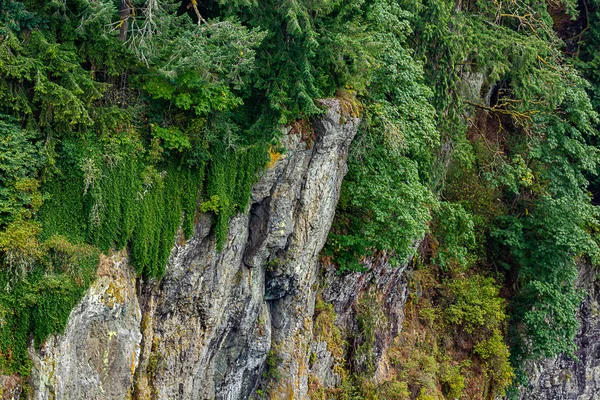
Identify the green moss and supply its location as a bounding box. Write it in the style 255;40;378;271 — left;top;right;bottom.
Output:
0;134;265;375
313;299;345;359
0;238;99;375
204;144;267;249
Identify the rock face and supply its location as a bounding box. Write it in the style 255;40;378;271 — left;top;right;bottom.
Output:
21;99;359;400
309;253;413;391
519;263;600;400
263;100;359;398
6;96;599;400
30;251;142;400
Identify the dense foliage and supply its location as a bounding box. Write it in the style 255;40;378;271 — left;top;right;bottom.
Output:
0;0;270;374
0;0;439;376
322;0;600;398
1;0;600;397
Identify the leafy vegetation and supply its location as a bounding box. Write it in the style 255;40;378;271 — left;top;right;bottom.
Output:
0;0;269;374
321;0;600;398
1;0;600;396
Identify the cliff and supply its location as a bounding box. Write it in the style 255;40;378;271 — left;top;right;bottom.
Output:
2;1;600;399
1;92;598;400
2;99;358;400
518;263;600;400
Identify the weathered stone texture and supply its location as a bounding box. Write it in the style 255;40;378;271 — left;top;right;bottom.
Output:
29;251;141;400
519;263;600;400
309;254;412;391
18;99;358;400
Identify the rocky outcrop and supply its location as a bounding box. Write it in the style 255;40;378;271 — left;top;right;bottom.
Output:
263;100;359;398
30;251;142;400
132;211;271;400
519;263;600;400
309;253;413;391
20;99;359;400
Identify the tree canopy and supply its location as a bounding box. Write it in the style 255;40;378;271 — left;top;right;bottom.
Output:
1;1;600;397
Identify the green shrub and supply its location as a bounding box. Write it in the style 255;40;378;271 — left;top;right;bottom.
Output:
0;116;45;227
431;203;476;271
443;274;507;335
474;330;515;396
440;364;465;399
262;350;282;382
327;146;435;272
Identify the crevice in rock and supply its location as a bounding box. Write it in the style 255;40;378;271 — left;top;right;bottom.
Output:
243;198;270;269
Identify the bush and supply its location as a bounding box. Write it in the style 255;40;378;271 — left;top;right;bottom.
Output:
0;116;45;227
443;274;507;335
431;202;476;271
474;330;515;396
327;146;435;272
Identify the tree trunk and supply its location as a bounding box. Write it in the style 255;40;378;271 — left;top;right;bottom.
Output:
119;0;132;41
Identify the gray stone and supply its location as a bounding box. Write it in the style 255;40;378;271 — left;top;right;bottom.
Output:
309;252;413;388
29;251;141;400
519;262;600;400
18;99;359;400
263;99;359;398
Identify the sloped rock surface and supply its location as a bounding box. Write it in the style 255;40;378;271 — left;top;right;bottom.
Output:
21;99;358;400
29;251;142;400
519;264;600;400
